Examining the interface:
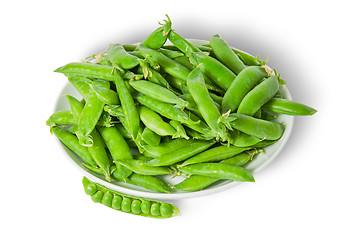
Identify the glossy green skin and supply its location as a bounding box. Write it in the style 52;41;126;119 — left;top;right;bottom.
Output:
116;159;171;175
135;94;198;125
137;60;171;88
126;172;171;193
141;127;161;146
50;126;95;166
187;68;227;141
55;62;115;81
179;145;251;167
222;66;268;113
179;163;255;182
130;80;187;109
209;34;246;74
182;111;214;139
232;49;265;66
139;45;191;81
68;76;93;99
191;52;236;91
262;98;317;116
82;177;179;218
87;129;111;181
237;76;279;116
141;16;171;50
46;110;75;127
98;126;133;179
159;49;184;59
114;70;140;140
170;120;189;140
142;138;193;157
106;44;139;69
139;106;177;136
146;140;216;166
227;113;284;140
229;130;261;147
89;82;119;105
168;31;201;57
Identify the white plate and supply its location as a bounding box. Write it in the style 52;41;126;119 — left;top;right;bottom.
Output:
53;44;294;200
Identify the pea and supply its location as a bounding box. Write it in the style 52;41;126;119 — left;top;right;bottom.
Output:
160;204;173;217
112;195;122;210
101;191;113;207
91;190;104;203
131;200;142;215
84;183;97;196
150;203;161;216
121;197;132;213
141;201;151;214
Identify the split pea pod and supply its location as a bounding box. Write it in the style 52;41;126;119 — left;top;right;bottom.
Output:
106;44;139;69
129;80;188;109
237;76;279;116
113;69;140;140
145;140;216;166
209;34;246;74
82;177;179;218
262;98;317;116
222;66;270;113
187;68;228;141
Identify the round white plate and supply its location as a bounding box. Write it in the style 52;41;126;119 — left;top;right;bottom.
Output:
53;44;294;200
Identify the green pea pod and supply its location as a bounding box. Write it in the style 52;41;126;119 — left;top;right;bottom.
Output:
89;82;120;105
168;30;202;57
142;139;194;157
187;68;228;142
98;125;133;179
137;59;171;89
141;127;161;146
50;126;95;167
87;129;111;181
182;111;215;140
159;48;184;59
114;69;140;140
135;94;198;125
225;113;285;140
115;159;172;175
106;44;139;69
126;173;171;193
262;98;317;116
229;130;261;147
82;177;179;218
129;80;188;109
68;76;93;99
209;34;246;74
237;76;279;116
145;140;216;166
179;163;255;182
170;120;189;140
141;15;172;49
179;145;250;167
222;66;270;114
46;110;75;127
232;48;267;66
55;63;115;81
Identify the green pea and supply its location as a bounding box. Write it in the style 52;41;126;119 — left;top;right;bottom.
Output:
91;190;104;203
141;201;151;214
84;183;97;196
112;195;122;210
160;204;173;217
121;197;132;213
150;203;161;216
131;200;142;215
101;191;113;207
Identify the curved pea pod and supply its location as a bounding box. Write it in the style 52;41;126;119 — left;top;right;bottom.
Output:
98;125;133;179
135;94;198;125
209;34;246;74
229;130;261;147
168;30;202;57
46;110;76;127
130;80;188;109
222;66;270;114
237;76;279;116
179;145;251;167
82;177;179;218
187;68;228;142
169;120;189;140
141;127;161;146
106;44;139;69
67;76;93;99
145;140;216;166
113;69;140;140
224;113;285;140
89;81;120;105
232;48;267;66
50;126;95;166
142;138;193;157
190;51;236;91
179;163;255;182
262;98;317;116
159;48;184;59
87;129;111;181
115;159;172;175
141;15;171;49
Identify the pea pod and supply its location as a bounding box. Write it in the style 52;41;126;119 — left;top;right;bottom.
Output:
178;163;255;182
168;30;202;57
232;48;267;66
142;138;194;157
106;44;139;69
115;159;172;175
237;76;279;116
46;110;75;127
82;177;179;218
141;127;161;146
89;81;120;105
262;98;317;116
141;15;171;50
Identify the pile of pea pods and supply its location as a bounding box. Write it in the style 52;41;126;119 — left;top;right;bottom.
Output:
47;15;316;218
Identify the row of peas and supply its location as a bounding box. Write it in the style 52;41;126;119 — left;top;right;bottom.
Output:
47;15;316;217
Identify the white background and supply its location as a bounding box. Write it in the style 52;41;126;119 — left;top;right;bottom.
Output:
1;0;344;239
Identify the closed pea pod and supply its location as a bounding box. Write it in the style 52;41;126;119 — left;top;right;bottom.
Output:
168;30;202;57
237;76;279;116
222;66;270;114
115;159;172;176
141;127;161;146
229;130;261;147
141;15;171;49
125;172;171;193
232;48;267;66
106;44;139;69
209;34;246;74
46;110;76;127
262;98;317;116
142;138;193;157
89;81;120;105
